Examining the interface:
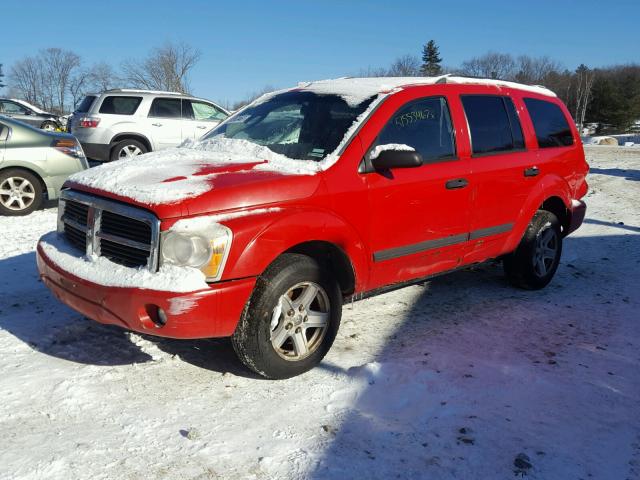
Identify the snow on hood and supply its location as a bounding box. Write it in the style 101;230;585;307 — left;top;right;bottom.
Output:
67;137;320;206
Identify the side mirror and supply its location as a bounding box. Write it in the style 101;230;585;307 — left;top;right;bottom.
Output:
371;148;423;171
23;110;33;115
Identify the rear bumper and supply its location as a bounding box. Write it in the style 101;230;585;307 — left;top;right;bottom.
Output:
36;243;256;339
80;142;110;162
567;199;587;235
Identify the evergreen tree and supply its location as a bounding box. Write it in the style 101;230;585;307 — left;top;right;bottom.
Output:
0;64;6;89
421;40;442;76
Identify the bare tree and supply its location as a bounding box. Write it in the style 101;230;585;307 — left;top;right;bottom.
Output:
388;55;421;77
122;42;201;93
9;56;44;106
41;48;81;113
514;55;563;85
574;64;596;131
460;52;517;80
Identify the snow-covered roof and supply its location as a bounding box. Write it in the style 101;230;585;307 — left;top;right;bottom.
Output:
294;75;556;106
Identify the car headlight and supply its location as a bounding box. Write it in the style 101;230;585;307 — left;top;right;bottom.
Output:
160;219;232;282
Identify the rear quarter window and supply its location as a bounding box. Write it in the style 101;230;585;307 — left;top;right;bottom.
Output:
76;95;97;113
98;96;142;115
524;98;574;148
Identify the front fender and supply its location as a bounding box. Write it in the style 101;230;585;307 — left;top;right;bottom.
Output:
222;207;369;290
504;173;572;252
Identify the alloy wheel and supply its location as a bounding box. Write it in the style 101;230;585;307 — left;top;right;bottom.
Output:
0;177;36;211
533;226;558;277
118;145;143;159
270;281;330;361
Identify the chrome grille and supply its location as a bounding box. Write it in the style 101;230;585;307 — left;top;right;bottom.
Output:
58;190;160;270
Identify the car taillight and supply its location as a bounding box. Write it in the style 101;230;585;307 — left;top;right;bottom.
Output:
52;138;85;160
79;117;100;128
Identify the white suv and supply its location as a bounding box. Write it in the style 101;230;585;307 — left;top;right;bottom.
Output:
68;89;230;161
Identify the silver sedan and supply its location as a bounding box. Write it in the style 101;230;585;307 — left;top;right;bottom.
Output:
0;115;88;215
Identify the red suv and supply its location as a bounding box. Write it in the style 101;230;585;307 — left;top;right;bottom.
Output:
37;77;588;379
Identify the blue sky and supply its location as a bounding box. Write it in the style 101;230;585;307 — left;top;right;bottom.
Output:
2;0;638;104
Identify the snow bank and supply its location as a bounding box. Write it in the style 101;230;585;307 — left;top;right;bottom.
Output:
39;232;209;293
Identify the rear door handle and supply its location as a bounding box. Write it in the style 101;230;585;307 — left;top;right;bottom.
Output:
445;178;469;190
524;166;539;177
151;123;163;127
196;125;208;129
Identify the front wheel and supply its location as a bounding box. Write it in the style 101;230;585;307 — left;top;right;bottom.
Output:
40;121;58;131
503;210;563;290
232;254;342;379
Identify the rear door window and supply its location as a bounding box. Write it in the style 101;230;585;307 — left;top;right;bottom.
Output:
76;95;97;113
148;98;183;118
374;96;456;163
524;98;574;148
99;96;142;115
461;95;525;155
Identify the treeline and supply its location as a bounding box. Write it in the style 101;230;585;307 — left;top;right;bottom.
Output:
363;42;640;133
5;42;201;115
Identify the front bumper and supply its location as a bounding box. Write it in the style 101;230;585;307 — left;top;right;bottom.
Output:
37;243;256;339
567;199;587;235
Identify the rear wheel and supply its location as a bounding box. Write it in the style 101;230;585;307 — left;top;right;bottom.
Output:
0;169;43;216
110;139;148;161
503;210;562;290
232;254;342;379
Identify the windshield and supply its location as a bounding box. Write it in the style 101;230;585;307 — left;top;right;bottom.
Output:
203;91;374;161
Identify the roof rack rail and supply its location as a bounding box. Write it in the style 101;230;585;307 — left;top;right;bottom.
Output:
103;88;184;95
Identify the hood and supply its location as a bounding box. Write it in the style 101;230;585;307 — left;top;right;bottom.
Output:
64;138;323;219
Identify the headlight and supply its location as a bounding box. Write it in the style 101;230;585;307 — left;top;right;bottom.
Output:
160;219;232;282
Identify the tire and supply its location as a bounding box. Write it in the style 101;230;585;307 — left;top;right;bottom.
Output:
232;253;342;379
110;139;148;161
503;210;563;290
0;169;43;216
40;121;57;131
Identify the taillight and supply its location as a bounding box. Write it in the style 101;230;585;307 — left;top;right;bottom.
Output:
52;138;85;159
79;117;100;128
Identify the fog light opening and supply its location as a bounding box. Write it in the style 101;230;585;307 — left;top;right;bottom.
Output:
144;304;168;328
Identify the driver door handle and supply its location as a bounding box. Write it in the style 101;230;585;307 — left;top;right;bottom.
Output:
151;123;163;127
445;178;469;190
196;125;208;129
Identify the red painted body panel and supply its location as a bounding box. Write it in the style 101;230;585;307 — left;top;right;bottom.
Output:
40;82;589;340
37;243;255;338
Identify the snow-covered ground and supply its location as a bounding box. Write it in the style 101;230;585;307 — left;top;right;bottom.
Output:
1;146;639;479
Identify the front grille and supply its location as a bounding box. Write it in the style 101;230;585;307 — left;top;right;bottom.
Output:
59;191;159;271
101;210;151;244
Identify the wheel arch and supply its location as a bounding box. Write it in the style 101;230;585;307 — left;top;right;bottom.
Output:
504;174;572;252
109;133;152;153
284;240;356;296
0;165;48;195
222;209;369;295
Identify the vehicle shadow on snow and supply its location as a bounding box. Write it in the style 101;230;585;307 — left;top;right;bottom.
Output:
309;231;640;479
0;251;153;366
589;167;640;181
0;250;259;375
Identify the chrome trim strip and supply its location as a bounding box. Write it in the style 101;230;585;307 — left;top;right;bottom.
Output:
373;223;514;262
468;223;513;240
59;189;160;271
97;231;151;252
374;233;468;262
